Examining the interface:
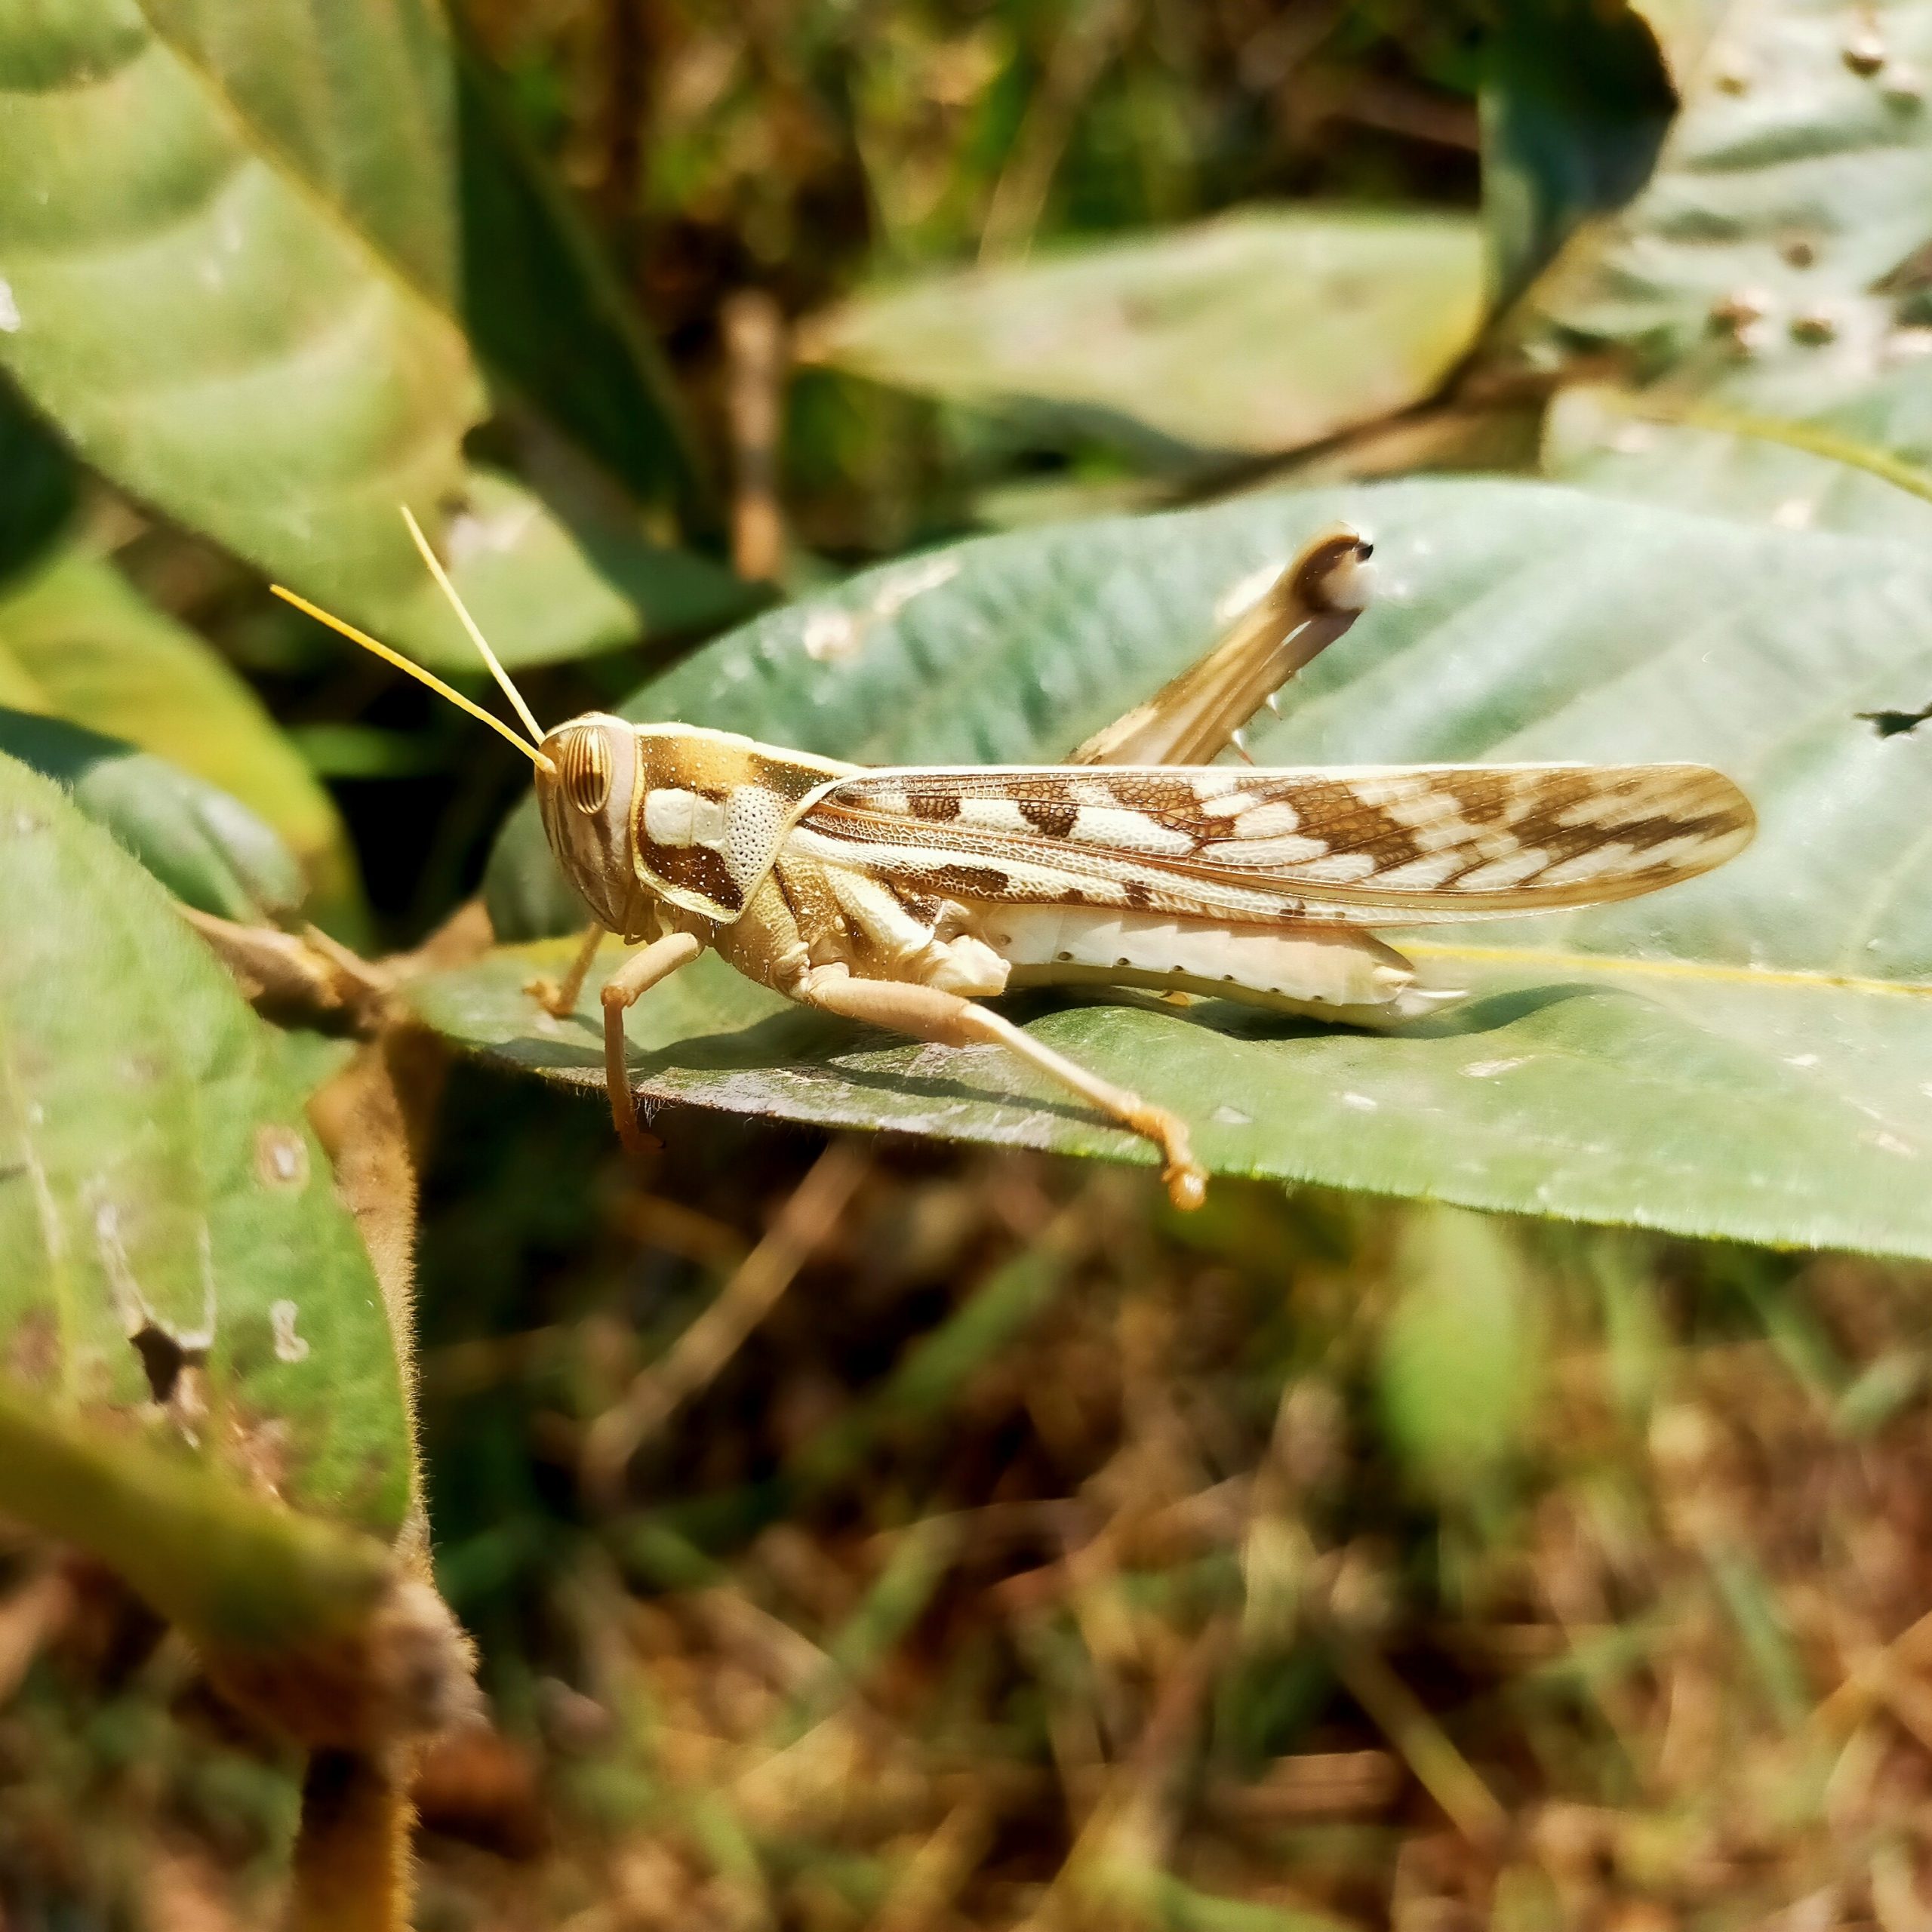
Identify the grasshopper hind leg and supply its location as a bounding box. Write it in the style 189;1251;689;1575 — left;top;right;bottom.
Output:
795;968;1206;1210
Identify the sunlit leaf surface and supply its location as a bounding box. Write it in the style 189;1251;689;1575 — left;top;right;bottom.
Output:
0;753;411;1546
414;478;1932;1256
800;208;1485;464
0;707;302;923
1522;0;1932;539
0;1;748;668
0;551;359;924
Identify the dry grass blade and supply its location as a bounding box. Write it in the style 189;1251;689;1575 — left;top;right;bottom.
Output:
1330;1640;1506;1847
872;1798;995;1932
179;907;392;1032
1037;1619;1230;1928
581;1139;871;1503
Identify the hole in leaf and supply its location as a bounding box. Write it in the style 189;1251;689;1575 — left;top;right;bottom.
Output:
128;1323;203;1405
1857;706;1931;738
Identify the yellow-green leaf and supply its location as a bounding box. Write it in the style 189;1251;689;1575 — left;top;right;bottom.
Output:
0;550;361;928
801;208;1485;464
0;0;749;670
0;706;303;923
0;753;411;1555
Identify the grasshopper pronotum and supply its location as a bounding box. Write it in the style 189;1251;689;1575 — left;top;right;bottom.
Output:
275;518;1755;1210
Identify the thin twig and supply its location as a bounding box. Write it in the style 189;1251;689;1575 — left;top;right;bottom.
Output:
1331;1640;1508;1847
723;288;788;582
581;1140;869;1505
980;0;1137;261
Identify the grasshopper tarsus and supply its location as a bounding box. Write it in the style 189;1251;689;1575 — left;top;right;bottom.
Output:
525;976;571;1015
1163;1159;1208;1214
1125;1101;1205;1210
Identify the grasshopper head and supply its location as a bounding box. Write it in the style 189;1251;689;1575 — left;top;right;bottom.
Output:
536;713;646;935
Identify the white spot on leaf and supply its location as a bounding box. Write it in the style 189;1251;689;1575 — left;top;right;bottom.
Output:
0;280;20;333
445;500;540;561
802;609;863;663
869;555;958;618
255;1124;309;1191
269;1300;310;1364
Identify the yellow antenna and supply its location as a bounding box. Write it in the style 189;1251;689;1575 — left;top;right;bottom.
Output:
268;584;555;773
399;505;547;746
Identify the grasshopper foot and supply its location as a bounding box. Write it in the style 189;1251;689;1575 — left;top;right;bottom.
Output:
528;924;611;1020
525;974;575;1017
1164;1158;1208;1212
1129;1103;1205;1211
611;1100;664;1158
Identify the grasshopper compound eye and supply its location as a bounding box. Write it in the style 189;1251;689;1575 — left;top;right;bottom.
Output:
556;724;614;816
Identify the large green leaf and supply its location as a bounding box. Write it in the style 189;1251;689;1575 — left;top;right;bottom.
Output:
116;0;707;516
1518;0;1932;539
797;208;1486;466
0;0;747;669
0;549;360;927
0;752;411;1549
432;477;1932;1257
0;706;302;922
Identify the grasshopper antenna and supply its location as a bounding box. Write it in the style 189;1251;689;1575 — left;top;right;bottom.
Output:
398;505;548;748
269;585;555;773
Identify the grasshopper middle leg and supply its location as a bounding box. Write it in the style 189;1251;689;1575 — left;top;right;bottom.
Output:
795;968;1205;1210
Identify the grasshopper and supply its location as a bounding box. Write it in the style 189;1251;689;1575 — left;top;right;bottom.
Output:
274;518;1755;1210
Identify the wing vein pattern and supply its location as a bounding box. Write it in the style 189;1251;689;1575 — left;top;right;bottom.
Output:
794;764;1755;926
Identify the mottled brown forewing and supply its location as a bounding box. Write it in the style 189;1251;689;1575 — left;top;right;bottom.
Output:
792;764;1755;924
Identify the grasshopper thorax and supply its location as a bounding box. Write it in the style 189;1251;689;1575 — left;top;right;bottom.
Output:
537;716;857;934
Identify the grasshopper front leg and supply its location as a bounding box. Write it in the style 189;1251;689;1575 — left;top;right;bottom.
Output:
600;931;706;1153
794;967;1206;1211
528;920;608;1018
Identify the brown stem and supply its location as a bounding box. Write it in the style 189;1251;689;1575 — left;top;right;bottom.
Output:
722;288;788;582
286;1748;414;1932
